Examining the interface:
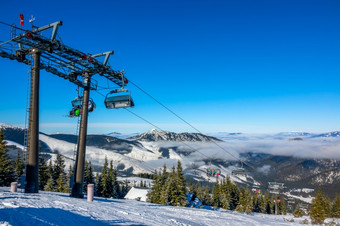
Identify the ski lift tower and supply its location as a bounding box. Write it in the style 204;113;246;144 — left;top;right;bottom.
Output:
0;17;131;198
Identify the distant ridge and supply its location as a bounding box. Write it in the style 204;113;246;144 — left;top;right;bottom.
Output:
128;129;222;142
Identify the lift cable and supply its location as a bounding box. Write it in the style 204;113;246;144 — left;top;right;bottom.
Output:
95;90;216;168
128;80;254;170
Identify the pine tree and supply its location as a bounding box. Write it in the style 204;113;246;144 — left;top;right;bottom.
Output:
174;161;187;206
95;172;102;197
331;195;340;218
264;192;272;214
67;164;74;190
53;154;65;182
108;160;119;198
44;174;54;191
38;155;49;190
310;188;331;224
293;204;304;218
83;161;95;192
47;160;54;189
212;180;220;209
55;172;68;193
100;157;111;198
15;150;24;181
200;185;211;206
148;170;161;203
277;196;286;215
236;186;252;213
229;183;240;210
189;178;195;194
0;130;15;186
162;166;177;206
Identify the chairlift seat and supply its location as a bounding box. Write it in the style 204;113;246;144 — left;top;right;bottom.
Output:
105;89;134;109
69;97;96;117
232;168;246;175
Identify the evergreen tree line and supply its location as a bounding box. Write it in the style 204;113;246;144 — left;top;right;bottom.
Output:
0;130;24;186
309;188;340;224
148;161;187;207
92;157;130;199
148;160;340;223
188;176;287;214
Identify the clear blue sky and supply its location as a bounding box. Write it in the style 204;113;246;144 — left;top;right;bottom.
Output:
1;0;340;134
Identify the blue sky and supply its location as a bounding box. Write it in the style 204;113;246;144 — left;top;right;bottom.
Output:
1;0;340;134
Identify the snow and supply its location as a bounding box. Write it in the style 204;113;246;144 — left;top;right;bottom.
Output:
0;187;317;226
3;140;24;150
283;192;314;204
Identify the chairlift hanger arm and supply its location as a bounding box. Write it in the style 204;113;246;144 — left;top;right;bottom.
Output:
91;51;114;66
32;21;63;41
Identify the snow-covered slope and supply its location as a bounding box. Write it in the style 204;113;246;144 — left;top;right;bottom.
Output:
0;187;326;225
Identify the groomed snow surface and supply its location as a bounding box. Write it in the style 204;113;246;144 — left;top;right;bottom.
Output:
0;187;329;226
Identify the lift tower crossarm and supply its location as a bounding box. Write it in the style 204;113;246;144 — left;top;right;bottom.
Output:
91;51;114;66
2;21;127;88
31;21;63;41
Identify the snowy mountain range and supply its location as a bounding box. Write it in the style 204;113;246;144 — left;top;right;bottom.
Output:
128;129;222;142
1;122;340;197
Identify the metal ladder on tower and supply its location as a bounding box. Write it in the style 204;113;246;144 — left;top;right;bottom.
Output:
72;87;83;163
22;54;32;190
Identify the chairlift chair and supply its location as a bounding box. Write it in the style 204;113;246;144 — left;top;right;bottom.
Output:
104;88;134;109
206;168;221;177
231;167;246;176
232;161;247;176
69;96;96;117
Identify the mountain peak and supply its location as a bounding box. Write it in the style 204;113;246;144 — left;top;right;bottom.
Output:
129;130;221;142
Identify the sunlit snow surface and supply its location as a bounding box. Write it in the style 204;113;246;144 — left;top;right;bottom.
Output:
0;187;328;226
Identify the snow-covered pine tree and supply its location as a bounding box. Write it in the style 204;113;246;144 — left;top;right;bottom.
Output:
0;130;15;186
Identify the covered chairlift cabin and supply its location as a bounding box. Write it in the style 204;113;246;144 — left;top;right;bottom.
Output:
104;88;134;109
69;96;96;117
205;160;221;178
206;168;221;177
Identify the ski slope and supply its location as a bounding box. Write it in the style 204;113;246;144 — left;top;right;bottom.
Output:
0;187;323;226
